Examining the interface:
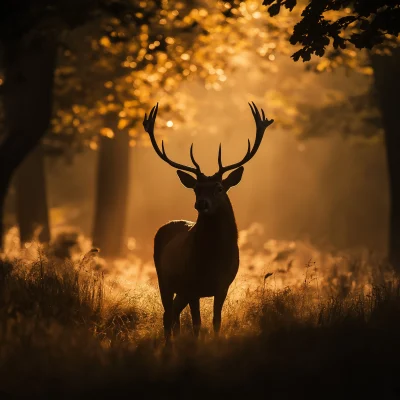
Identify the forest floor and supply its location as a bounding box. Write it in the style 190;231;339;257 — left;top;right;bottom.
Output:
0;225;400;399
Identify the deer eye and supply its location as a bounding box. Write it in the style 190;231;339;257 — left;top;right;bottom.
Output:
215;185;224;195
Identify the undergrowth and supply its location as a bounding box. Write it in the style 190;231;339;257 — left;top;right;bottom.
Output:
0;244;399;399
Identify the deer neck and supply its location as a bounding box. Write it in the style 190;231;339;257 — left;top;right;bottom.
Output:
193;198;238;247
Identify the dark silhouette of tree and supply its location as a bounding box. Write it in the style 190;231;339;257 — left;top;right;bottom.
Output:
371;48;400;271
0;0;183;249
0;0;109;249
257;0;400;270
0;30;56;249
262;0;400;61
15;146;51;244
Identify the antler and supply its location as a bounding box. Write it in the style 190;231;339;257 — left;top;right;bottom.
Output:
217;102;274;176
143;103;202;175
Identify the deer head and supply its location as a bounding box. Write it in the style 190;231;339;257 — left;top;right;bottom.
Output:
143;102;274;215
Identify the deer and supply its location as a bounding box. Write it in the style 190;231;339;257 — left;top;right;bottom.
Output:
143;102;274;343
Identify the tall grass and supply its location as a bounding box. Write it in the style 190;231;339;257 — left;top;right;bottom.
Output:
0;231;399;398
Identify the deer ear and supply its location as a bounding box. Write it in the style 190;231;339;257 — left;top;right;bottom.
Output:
222;167;244;191
177;170;197;189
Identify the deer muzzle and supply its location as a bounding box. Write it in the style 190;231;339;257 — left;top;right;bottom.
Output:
195;199;211;213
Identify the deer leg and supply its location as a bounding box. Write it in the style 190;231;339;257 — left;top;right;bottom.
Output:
159;285;174;344
189;298;201;338
213;289;228;336
172;294;189;337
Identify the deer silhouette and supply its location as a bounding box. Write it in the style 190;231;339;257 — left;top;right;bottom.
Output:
143;102;274;342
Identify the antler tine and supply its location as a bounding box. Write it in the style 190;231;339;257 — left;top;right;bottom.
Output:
143;103;201;175
218;143;223;170
190;144;201;171
217;102;273;176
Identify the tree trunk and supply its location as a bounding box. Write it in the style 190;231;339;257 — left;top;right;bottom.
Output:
15;144;50;244
0;35;56;250
92;130;130;258
372;48;400;271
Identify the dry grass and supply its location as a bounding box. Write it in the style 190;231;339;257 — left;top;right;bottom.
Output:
0;227;400;398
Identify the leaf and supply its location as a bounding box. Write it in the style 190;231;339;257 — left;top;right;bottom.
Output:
268;3;281;17
358;66;374;76
100;36;111;48
118;118;129;130
100;127;114;138
264;272;273;281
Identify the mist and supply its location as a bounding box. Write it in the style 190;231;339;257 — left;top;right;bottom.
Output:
45;56;389;259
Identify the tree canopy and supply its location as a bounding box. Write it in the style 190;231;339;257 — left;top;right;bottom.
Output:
262;0;400;61
35;1;300;158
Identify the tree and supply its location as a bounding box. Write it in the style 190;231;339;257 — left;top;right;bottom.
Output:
257;0;400;269
262;0;400;61
0;0;109;249
371;48;400;269
15;145;51;244
0;30;57;249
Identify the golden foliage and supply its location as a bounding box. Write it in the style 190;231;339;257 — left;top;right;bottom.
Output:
51;0;302;150
100;127;114;138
